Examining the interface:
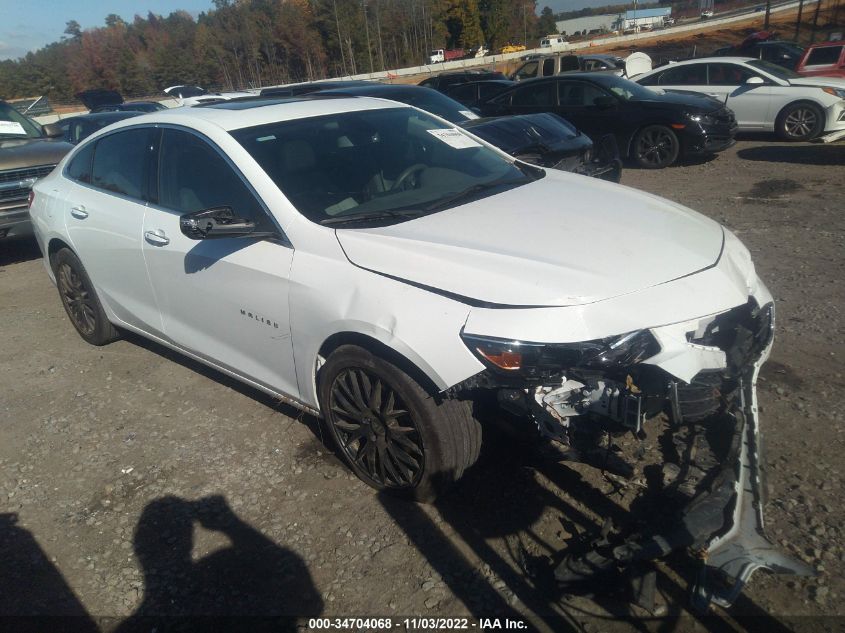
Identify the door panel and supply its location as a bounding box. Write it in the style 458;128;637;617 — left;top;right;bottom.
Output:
141;128;299;397
64;128;162;334
707;63;773;128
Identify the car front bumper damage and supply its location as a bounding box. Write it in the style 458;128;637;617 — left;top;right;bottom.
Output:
461;298;814;609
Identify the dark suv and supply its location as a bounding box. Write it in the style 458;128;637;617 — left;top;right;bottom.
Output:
0;101;72;240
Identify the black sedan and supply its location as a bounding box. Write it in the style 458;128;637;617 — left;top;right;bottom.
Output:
313;83;621;180
478;73;738;168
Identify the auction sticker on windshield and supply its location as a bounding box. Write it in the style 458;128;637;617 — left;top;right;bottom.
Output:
0;121;27;135
427;128;481;148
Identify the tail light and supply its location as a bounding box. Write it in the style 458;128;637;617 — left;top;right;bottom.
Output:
27;190;35;209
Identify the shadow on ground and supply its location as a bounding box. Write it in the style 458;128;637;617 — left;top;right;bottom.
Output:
115;495;322;632
379;420;799;633
0;238;41;267
738;144;845;166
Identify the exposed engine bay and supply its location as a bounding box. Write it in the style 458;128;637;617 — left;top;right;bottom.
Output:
456;299;815;610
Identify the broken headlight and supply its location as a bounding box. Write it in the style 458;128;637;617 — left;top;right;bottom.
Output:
461;330;660;378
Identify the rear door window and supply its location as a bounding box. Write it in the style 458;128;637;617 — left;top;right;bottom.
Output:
658;64;707;85
706;63;756;86
66;142;95;183
90;128;154;200
511;82;556;106
542;58;555;76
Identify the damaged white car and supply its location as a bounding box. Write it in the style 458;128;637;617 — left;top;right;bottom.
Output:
29;95;811;606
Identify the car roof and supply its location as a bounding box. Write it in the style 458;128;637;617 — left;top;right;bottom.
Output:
805;40;845;48
96;95;404;133
61;111;139;122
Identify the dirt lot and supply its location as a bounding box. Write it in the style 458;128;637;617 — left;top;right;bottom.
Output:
1;137;844;632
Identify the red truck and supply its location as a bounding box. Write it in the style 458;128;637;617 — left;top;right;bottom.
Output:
796;41;845;79
428;48;465;64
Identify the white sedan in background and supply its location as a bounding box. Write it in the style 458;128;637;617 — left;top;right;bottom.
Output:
634;57;845;140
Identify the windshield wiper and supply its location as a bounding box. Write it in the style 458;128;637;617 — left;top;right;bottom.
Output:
320;209;424;226
423;177;529;212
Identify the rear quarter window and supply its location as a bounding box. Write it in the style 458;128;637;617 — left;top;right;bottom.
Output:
66;142;95;183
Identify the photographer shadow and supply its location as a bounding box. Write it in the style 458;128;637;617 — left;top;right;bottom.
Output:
0;512;98;631
116;495;322;632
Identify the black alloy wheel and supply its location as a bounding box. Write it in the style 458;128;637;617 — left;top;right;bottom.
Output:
329;367;424;488
318;345;482;501
52;248;119;345
57;261;97;337
633;125;680;169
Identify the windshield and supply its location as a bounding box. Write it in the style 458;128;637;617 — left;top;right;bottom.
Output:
587;75;660;100
464;113;579;153
0;102;43;138
373;89;476;125
746;59;801;80
232;106;536;227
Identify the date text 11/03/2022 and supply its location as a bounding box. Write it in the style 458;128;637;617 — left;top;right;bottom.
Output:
306;618;528;630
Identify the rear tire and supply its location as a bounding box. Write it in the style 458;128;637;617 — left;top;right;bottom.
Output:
632;125;680;169
52;248;119;346
318;345;481;502
776;101;824;141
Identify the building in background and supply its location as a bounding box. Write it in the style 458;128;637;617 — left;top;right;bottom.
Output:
615;7;673;32
555;14;619;36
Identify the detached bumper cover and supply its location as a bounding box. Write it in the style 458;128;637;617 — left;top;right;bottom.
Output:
691;368;815;609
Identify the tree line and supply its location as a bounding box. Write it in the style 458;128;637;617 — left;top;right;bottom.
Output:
0;0;558;103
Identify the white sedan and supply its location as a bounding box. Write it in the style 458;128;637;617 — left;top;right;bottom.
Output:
28;95;809;601
634;56;845;140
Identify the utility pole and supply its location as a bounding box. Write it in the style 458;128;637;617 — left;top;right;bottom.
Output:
363;0;374;73
523;3;527;45
810;0;822;43
795;0;805;41
764;0;771;29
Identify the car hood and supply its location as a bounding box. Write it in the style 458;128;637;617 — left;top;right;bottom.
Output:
638;90;725;111
335;173;724;307
75;89;124;110
788;75;845;89
0;137;73;170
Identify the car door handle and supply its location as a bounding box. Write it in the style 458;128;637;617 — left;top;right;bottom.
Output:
70;206;88;219
144;230;170;246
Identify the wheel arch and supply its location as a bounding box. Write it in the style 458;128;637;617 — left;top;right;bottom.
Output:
47;237;74;265
316;331;443;404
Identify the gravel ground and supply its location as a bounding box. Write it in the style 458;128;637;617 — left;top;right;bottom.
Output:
1;136;843;632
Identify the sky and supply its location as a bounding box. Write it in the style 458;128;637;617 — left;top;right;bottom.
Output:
0;0;214;60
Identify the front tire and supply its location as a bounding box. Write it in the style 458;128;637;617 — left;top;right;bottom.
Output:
776;101;824;141
52;248;119;346
318;345;481;502
632;125;680;169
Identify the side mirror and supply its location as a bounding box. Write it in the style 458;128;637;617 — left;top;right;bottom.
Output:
593;95;617;109
746;76;765;85
180;206;273;240
42;123;64;138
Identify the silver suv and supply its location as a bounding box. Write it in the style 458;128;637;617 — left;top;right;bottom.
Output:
0;101;72;240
